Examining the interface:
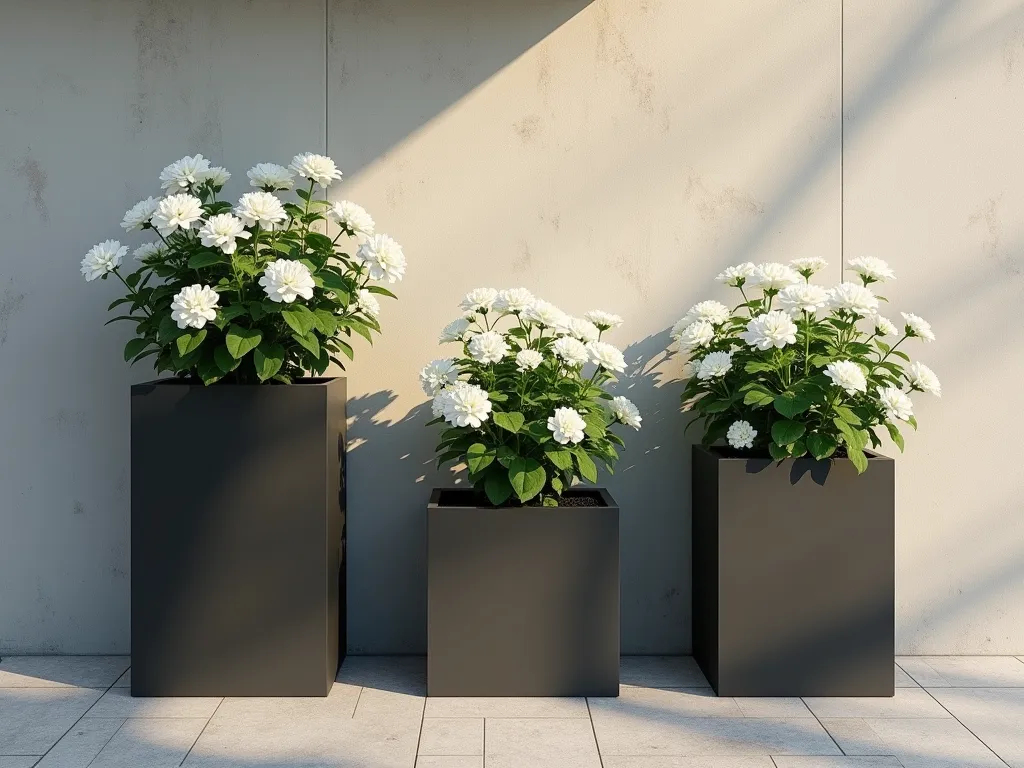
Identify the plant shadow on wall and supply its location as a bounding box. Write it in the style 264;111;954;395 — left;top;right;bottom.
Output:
327;0;595;176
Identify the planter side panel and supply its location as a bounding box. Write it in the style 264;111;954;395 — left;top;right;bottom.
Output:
715;453;895;696
131;380;344;696
691;446;720;692
428;504;619;697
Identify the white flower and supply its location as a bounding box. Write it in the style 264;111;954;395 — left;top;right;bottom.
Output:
877;386;913;422
259;259;315;303
900;312;935;342
133;242;166;261
196;166;231;188
824;360;868;395
740;310;798;350
198;213;251;255
80;240;126;281
170;284;220;329
330;200;375;239
750;262;801;290
827;282;879;316
584;310;623;330
586;341;626;372
676;320;717;352
566;317;601;343
442;382;492;428
356;234;406;283
289;152;342;188
553;337;589;366
790;256;828;276
523;300;568;331
439;317;473;343
515;349;544;371
696;350;733;380
494;288;535;313
847;256;896;283
419;359;459;396
151;194;204;236
610;396;642;430
468;331;509;363
716;262;756;287
907;361;941;397
159;154;211;191
247;163;295;191
874;316;898;337
356;288;380;318
120;197;160;231
235;191;287;230
547;407;587;445
682;300;732;326
777;284;829;315
461;288;499;313
726;420;757;449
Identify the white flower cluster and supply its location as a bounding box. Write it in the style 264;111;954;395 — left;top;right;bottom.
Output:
432;381;493;428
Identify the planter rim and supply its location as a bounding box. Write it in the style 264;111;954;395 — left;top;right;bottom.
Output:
133;376;344;390
694;444;891;463
429;486;617;509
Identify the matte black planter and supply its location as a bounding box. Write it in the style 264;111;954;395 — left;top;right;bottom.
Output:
130;378;346;697
427;488;619;697
692;445;894;697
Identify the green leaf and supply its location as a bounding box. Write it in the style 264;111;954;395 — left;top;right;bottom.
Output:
293;332;320;357
365;285;397;299
544;447;574;471
573;450;598;483
484;470;514;506
187;251;227;269
318;270;350;298
847;445;869;474
701;398;732;414
906;415;918;431
886;422;905;452
834;418;868;450
771;419;806;446
768;442;790;460
124;272;141;288
774;393;812;419
583;412;607;439
789;438;807;458
313;309;338;336
175;329;207;357
197;356;223;385
743;389;775;407
496;445;518;468
281;305;316;336
744;361;776;374
305;232;334;251
157;314;184;344
508;458;546;502
225;325;262;359
343;317;374;344
253;343;285;381
214;344;240;374
215;304;249;329
466;443;496;474
123;338;149;362
834;405;861;425
493;411;525;434
806;432;838;460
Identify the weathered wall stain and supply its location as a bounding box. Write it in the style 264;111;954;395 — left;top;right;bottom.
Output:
967;193;1020;277
49;409;87;433
593;1;656;114
512;241;532;273
513;114;542;144
72;501;86;516
13;154;49;222
1002;26;1024;83
685;173;765;225
0;287;27;346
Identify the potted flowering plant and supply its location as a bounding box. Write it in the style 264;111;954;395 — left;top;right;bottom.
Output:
674;257;939;697
421;289;640;696
84;153;406;697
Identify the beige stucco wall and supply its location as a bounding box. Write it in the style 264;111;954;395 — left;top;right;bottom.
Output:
0;0;1021;654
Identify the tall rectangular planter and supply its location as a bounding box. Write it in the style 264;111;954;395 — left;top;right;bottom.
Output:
692;445;894;697
130;378;346;697
427;488;619;697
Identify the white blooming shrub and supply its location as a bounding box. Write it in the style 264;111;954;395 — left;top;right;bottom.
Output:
83;153;403;384
422;291;639;506
673;258;940;473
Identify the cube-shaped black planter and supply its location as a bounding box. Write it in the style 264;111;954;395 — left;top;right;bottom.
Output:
427;488;619;697
130;378;346;697
692;445;894;697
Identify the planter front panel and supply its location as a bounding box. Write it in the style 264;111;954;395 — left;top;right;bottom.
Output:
131;378;346;696
693;446;894;696
428;491;619;697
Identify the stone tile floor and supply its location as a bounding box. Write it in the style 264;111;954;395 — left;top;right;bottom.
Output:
1;655;1022;767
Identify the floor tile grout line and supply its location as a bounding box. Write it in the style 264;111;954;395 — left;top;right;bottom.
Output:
585;698;605;768
351;686;364;719
482;717;486;768
800;696;846;756
412;693;427;767
28;670;126;766
83;718;128;768
918;686;1013;768
178;696;224;767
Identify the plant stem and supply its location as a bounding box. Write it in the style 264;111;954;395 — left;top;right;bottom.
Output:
111;269;153;317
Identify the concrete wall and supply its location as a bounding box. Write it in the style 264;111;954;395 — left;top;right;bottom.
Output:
0;0;1021;654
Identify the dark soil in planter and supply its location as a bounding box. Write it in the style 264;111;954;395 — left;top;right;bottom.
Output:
709;445;850;459
437;488;606;508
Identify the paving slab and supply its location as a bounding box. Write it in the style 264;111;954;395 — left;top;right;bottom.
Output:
0;759;41;768
88;718;207;768
337;655;426;696
415;758;482;768
928;687;1024;767
733;697;813;718
603;758;776;767
771;759;904;767
0;658;129;690
111;670;129;688
803;688;950;719
893;663;919;688
620;657;711;688
82;688;221;719
418;718;483;756
897;656;1024;688
591;686;745;719
424;697;588;718
484;718;601;768
35;717;124;768
0;688;103;755
821;716;1005;767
